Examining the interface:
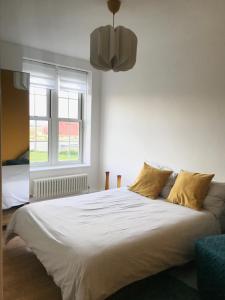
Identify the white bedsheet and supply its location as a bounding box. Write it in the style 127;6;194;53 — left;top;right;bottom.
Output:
2;165;29;209
6;188;220;300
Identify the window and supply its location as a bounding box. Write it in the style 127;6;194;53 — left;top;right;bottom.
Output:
23;60;87;167
30;87;50;164
58;90;81;162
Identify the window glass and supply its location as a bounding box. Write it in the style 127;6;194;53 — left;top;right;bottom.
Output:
58;121;79;161
58;90;79;119
30;87;48;117
30;120;48;163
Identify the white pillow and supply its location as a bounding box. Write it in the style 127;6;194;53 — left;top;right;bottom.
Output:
146;161;178;199
160;172;178;199
203;181;225;218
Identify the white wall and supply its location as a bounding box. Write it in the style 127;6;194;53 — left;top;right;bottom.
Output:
0;40;102;192
100;0;225;188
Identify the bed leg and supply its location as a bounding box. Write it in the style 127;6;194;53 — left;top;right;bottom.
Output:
105;171;110;190
117;175;122;188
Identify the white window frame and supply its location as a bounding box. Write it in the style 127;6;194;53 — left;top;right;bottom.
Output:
30;87;84;168
30;87;52;167
51;90;83;166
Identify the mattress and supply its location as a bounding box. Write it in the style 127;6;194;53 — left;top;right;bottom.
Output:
2;165;29;209
6;188;220;300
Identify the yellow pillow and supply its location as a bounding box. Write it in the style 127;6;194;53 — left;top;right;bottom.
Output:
129;163;172;199
167;171;214;210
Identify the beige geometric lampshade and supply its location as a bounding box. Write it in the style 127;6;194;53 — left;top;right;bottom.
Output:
90;25;137;72
113;26;138;71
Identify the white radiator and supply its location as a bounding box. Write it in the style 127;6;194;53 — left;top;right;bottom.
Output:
33;174;88;200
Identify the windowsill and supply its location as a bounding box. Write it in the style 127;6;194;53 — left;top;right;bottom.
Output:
30;163;91;173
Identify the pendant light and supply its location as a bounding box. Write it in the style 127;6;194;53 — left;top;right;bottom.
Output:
90;0;138;72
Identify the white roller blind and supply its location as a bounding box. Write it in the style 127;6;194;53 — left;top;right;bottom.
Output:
23;60;87;92
23;60;56;89
58;68;87;93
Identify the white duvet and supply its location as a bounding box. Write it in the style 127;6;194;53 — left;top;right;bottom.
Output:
6;188;220;300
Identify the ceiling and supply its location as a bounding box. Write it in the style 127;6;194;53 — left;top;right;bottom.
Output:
0;0;143;59
0;0;224;60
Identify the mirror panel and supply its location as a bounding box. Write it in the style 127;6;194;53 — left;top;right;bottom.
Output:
1;69;30;210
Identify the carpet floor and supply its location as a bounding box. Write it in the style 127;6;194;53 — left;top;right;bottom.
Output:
3;236;199;300
3;237;61;300
2;208;18;228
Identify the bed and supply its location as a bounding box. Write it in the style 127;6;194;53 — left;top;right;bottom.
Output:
6;187;220;300
2;165;29;209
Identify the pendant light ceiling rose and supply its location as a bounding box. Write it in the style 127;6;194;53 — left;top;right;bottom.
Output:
107;0;121;15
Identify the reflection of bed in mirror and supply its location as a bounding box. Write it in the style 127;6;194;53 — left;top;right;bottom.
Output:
2;165;29;210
